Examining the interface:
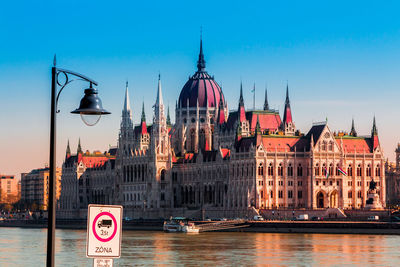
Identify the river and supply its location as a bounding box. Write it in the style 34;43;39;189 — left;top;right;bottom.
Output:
0;228;399;266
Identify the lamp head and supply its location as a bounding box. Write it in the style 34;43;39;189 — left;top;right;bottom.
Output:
71;83;111;126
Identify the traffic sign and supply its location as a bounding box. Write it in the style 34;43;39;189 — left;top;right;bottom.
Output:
86;204;123;258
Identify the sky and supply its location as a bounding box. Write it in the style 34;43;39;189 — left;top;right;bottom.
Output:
1;0;400;179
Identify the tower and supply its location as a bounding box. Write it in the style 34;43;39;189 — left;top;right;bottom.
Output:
237;82;250;137
282;84;295;135
395;144;400;170
138;101;150;150
371;116;379;151
263;86;269;111
349;118;357;136
118;81;135;157
65;140;71;159
152;75;168;156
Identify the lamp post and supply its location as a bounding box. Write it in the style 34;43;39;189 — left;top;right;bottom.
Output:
47;56;110;267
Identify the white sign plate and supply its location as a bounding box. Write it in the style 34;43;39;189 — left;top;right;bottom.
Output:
93;258;113;267
86;204;123;258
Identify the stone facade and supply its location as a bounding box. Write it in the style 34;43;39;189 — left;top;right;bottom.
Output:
385;144;400;205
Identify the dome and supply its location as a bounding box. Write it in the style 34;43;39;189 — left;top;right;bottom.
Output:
178;39;225;109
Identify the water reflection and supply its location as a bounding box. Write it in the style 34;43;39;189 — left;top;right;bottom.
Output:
0;228;399;266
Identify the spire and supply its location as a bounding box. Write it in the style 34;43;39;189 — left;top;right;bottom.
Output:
263;85;269;110
238;82;246;122
283;84;293;124
156;74;163;107
372;115;378;136
239;82;244;107
166;105;171;125
255;115;261;134
77;138;82;154
350;118;357;137
66;140;71;158
141;102;146;123
197;31;206;72
123;81;131;112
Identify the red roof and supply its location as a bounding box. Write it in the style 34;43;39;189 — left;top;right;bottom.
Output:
337;137;372;153
80;155;109;168
283;105;293;124
141;121;147;134
261;136;301;152
220;148;231;159
248;112;281;132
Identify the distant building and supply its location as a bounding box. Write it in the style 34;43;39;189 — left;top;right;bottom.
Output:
57;139;116;218
0;175;20;204
385;144;400;205
21;167;62;210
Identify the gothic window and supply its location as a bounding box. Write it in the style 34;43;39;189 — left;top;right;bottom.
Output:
357;191;362;198
321;141;327;151
287;164;293;176
375;165;381;176
278;190;283;198
357;165;362;177
268;163;274;176
329;163;334;177
322;164;327;176
335;164;340;176
328;141;334;151
366;164;371;177
278;163;283;176
199;129;206;151
348;191;352;198
297;164;303;177
348;165;353;177
288;190;293;198
160;169;165;181
315;163;320;176
258;163;264;176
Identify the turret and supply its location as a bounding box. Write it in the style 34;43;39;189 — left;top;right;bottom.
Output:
371;116;379;150
77;138;82;154
263;86;269;111
238;82;246;122
166;105;171;126
282;84;295;135
66;140;71;159
350;118;357;137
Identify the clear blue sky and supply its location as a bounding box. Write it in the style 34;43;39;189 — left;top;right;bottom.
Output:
1;0;400;178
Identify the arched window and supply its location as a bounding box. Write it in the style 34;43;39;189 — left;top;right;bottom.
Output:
278;163;283;176
258;163;264;176
328;141;334;151
160;169;165;181
190;129;195;151
329;163;334;177
357;164;362;176
366;164;371;177
268;163;274;176
348;165;353;177
322;164;327;176
321;141;327;151
297;164;303;177
199;129;206;151
335;164;340;176
375;165;381;177
288;163;293;176
315;163;320;176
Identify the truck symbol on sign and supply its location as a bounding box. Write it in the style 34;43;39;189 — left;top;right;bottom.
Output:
97;219;112;228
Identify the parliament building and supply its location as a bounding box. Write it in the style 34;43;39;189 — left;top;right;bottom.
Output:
58;40;386;219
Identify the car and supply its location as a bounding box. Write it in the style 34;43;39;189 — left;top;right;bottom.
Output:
311;216;321;221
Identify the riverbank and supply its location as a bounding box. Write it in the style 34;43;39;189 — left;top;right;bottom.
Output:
1;219;400;234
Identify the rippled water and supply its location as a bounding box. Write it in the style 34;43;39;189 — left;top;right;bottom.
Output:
0;228;399;266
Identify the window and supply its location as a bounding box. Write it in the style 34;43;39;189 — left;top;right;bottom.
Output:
297;164;303;177
348;181;352;186
357;165;362;176
288;190;293;198
375;165;381;177
278;190;283;198
258;163;264;176
298;181;303;186
278;163;283;176
322;164;327;176
288;164;293;176
328;141;334;151
335;164;340;176
336;181;339;186
288;181;293;186
323;181;326;186
261;190;264;198
298;190;303;199
329;164;333;177
270;191;273;198
316;181;319;186
322;141;327;151
357;191;362;198
329;181;333;186
315;163;320;176
268;163;274;176
348;165;353;177
366;164;371;177
348;191;352;198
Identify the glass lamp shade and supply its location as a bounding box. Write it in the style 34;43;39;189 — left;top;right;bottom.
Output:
71;87;111;126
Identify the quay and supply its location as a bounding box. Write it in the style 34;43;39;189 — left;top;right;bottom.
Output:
1;219;400;235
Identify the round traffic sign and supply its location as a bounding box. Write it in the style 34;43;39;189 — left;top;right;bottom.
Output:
92;211;118;242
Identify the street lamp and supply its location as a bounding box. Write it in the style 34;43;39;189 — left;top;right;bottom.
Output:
47;56;110;267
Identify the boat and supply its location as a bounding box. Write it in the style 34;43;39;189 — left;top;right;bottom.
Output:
163;217;199;233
